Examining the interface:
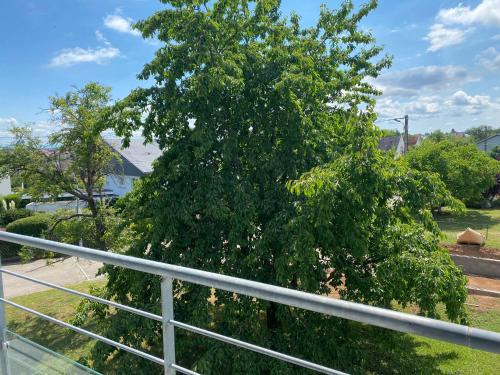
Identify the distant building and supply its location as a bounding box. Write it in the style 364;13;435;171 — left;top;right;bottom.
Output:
104;139;162;197
0;176;12;196
450;129;466;137
378;135;405;157
407;134;423;149
477;134;500;153
24;190;116;212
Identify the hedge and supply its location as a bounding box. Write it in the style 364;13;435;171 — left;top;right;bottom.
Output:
0;208;32;227
6;214;51;236
1;214;51;258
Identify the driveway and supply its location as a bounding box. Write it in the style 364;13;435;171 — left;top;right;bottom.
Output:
2;257;103;298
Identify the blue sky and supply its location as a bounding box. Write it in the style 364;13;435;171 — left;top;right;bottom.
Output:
1;0;499;140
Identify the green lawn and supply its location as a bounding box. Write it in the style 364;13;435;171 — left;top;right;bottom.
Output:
6;280;106;363
435;208;500;249
410;301;500;374
4;280;500;374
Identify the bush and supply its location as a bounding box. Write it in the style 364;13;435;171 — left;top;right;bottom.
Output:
3;214;52;259
0;208;32;227
6;214;51;237
0;241;19;259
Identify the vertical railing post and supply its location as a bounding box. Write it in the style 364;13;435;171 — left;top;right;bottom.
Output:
0;256;10;375
161;277;175;375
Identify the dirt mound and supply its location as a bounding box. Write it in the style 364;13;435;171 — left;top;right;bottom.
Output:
444;244;500;260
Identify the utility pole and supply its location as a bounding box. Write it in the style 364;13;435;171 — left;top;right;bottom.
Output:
404;115;409;154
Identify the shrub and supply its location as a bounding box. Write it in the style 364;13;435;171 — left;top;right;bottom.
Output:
4;214;52;259
6;214;51;237
0;241;19;259
0;208;32;227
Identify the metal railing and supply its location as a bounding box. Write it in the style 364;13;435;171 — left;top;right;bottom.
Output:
0;231;499;375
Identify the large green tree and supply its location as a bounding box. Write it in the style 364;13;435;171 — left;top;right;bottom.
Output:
0;83;119;249
405;138;500;206
84;1;467;373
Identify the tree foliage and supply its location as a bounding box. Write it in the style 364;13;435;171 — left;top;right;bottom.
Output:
490;145;500;160
425;130;471;143
0;208;32;227
405;138;500;206
0;83;119;249
80;1;468;373
466;125;499;142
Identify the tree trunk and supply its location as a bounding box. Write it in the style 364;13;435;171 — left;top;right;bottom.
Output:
266;302;280;346
87;198;107;250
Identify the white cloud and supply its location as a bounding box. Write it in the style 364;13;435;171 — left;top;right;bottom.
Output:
437;0;500;27
492;34;500;41
376;90;498;119
447;90;498;115
48;46;120;67
406;96;441;115
376;96;442;118
95;30;111;46
425;24;472;52
0;118;18;139
0;117;18;127
477;47;500;71
372;65;472;97
104;13;140;37
425;1;500;52
390;23;417;33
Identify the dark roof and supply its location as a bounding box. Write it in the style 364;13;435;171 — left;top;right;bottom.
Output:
105;139;162;176
378;135;401;151
476;134;500;144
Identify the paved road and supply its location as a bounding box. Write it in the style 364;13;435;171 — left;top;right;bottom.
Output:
2;257;103;298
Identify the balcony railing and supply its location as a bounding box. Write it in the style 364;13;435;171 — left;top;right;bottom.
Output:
0;231;499;374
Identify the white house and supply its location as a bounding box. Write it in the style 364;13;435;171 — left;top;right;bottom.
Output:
104;139;162;197
0;176;12;196
477;134;500;153
24;191;116;212
22;139;162;212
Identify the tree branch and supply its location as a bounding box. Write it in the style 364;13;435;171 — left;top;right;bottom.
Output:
47;213;93;239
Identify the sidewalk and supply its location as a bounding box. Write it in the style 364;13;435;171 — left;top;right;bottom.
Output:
2;257;103;298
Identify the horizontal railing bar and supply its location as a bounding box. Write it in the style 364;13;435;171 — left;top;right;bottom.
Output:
1;232;500;354
170;320;346;375
171;364;201;375
0;268;162;322
0;298;164;366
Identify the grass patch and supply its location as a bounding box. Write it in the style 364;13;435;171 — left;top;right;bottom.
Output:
435;208;500;248
4;279;500;374
409;303;500;374
6;279;106;362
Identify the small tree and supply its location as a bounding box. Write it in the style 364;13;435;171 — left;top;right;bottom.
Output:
0;83;119;249
405;138;500;207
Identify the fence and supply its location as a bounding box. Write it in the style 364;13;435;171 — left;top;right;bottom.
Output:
0;231;499;374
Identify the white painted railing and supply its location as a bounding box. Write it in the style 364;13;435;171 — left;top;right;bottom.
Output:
0;231;499;374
